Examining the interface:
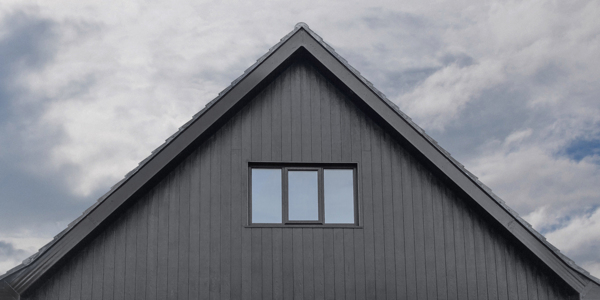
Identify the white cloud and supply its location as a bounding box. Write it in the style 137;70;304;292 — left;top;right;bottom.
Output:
399;59;505;130
1;0;600;280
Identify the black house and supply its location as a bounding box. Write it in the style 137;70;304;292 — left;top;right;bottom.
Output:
1;23;599;300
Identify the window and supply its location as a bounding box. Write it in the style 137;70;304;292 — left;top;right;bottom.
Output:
249;163;357;226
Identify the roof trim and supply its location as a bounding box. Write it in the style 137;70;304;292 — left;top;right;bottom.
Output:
3;23;598;297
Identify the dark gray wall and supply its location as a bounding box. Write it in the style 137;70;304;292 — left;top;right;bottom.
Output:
25;61;576;300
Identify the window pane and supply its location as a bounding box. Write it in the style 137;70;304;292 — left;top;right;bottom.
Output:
288;170;319;221
324;169;355;223
252;169;282;223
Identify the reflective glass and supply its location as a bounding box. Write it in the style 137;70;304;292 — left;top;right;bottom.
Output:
251;169;282;223
288;170;319;221
324;169;355;223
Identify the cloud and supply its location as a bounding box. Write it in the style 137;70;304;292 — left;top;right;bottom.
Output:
0;241;32;275
0;0;599;280
545;208;600;268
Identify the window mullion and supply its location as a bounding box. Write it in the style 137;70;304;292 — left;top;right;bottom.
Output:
319;167;324;224
282;167;289;223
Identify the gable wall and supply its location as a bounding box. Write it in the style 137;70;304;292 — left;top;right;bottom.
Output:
25;61;576;300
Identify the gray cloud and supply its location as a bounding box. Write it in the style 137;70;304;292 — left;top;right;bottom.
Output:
0;241;29;261
0;0;598;279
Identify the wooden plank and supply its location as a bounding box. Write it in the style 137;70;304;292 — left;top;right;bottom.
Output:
303;229;315;300
58;256;71;300
402;155;417;299
178;159;191;300
330;80;342;162
320;79;332;162
46;271;59;300
272;228;284;300
251;85;262;161
280;63;292;162
505;244;518;300
381;134;396;300
340;92;352;162
189;151;201;300
300;61;312;162
210;135;221;300
167;168;180;300
251;229;262;300
527;263;539;300
484;227;498;300
432;180;448;299
220;124;232;300
370;128;386;299
392;144;407;299
537;271;549;300
291;63;302;161
361;147;376;299
147;189;159;300
310;64;322;162
241;106;253;300
231;148;243;299
360;111;371;151
334;229;345;299
422;170;438;299
516;246;529;299
271;73;282;161
113;217;127;300
463;209;478;300
412;163;427;300
474;216;489;299
453;194;468;300
323;229;335;300
69;247;83;300
103;224;116;300
199;142;212;300
344;229;356;300
262;229;273;300
495;234;508;300
262;79;273;162
231;106;242;150
443;186;458;300
136;195;149;300
92;232;105;300
81;244;95;299
156;178;170;300
313;229;325;300
351;107;365;300
282;227;294;300
292;228;304;300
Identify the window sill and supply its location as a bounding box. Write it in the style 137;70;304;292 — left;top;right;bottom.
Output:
244;224;363;229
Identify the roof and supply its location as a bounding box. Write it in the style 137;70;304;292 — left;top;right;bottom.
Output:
2;22;600;299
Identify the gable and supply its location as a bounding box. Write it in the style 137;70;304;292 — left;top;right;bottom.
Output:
4;24;600;299
22;60;577;300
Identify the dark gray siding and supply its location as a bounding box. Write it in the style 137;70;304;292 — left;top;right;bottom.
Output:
26;61;576;300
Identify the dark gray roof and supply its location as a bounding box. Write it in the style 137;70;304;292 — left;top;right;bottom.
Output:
2;22;598;290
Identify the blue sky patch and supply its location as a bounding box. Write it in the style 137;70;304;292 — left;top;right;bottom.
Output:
565;138;600;162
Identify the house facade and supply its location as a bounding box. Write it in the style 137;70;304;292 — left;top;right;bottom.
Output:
1;23;599;300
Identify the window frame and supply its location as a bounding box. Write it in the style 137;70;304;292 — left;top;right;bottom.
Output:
248;162;360;228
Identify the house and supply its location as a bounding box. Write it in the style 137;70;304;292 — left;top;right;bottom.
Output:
1;23;599;300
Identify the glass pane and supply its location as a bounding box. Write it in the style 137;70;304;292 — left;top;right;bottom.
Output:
288;170;319;221
252;169;282;223
324;169;355;223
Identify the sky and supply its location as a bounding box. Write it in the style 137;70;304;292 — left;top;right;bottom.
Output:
0;0;599;279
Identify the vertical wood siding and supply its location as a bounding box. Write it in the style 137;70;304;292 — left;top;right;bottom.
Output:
26;61;576;300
